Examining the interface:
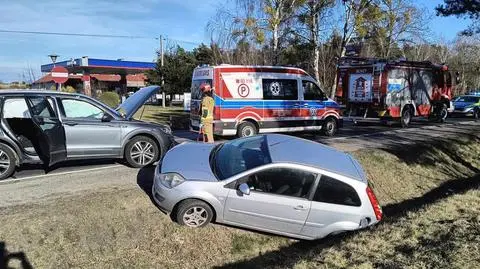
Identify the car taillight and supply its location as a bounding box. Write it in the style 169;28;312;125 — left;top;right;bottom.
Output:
366;186;382;221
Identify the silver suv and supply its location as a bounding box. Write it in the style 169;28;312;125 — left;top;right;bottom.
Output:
0;86;175;180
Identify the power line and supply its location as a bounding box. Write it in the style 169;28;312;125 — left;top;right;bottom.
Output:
0;29;205;46
0;29;153;39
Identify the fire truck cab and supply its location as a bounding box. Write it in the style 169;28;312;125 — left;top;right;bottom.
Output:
335;57;454;127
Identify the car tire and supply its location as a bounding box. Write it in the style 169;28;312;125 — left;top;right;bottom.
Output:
474;108;480;120
0;144;16;180
176;199;214;228
237;121;258;138
437;104;448;123
322;117;337;136
401;107;412;128
125;136;159;168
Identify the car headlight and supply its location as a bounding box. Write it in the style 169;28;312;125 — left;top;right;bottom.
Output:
464;106;474;112
159;125;172;135
159;173;185;188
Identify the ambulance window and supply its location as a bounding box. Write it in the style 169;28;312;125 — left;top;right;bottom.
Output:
302;81;326;100
263;79;298;100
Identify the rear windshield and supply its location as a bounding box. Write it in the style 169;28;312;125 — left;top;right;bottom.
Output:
191;79;213;100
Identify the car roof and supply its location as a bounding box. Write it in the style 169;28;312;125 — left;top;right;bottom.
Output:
0;90;81;97
265;134;365;182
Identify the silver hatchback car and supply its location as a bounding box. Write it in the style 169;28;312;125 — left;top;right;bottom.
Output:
152;134;382;240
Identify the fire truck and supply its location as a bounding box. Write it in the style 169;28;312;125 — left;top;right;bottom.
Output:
335;57;456;127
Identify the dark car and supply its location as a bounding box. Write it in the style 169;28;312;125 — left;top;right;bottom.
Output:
0;86;175;180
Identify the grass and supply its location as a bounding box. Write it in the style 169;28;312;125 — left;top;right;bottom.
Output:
133;104;190;130
0;135;479;268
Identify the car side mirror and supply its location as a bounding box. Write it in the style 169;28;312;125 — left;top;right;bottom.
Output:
238;183;250;195
101;113;113;122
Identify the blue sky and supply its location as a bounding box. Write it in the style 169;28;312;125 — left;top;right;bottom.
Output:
0;0;472;82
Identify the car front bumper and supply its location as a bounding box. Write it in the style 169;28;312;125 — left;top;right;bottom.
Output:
151;178;182;214
451;109;475;116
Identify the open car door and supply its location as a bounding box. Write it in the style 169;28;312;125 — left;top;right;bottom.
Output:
25;96;67;166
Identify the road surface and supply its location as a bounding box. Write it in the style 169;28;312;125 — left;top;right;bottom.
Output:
0;118;478;208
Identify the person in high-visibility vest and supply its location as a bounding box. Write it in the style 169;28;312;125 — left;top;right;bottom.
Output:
199;83;214;143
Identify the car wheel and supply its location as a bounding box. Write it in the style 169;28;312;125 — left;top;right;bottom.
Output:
237;121;258;138
474;108;480;120
176;199;214;228
322;117;337;136
437;104;448;123
0;144;16;180
125;136;159;168
401;107;412;128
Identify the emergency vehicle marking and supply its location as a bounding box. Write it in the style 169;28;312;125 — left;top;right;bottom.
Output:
238;84;250;97
269;82;281;96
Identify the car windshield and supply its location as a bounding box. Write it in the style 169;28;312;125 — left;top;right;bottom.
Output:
454;96;480;103
212;136;272;180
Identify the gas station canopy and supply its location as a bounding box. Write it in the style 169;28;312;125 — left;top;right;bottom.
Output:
41;56;156;75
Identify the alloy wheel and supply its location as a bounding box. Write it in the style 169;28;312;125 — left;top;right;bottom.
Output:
182;207;208;227
0;149;11;176
129;141;155;166
242;126;255;137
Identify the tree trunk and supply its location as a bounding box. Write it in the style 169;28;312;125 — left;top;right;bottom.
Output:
311;1;320;82
272;25;279;65
332;3;352;98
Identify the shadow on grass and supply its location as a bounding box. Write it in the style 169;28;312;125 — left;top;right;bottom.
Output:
136;166;156;201
215;174;480;269
1;241;33;269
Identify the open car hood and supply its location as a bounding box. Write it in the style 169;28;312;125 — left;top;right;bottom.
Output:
117;85;160;119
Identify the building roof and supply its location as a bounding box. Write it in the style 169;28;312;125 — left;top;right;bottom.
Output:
33;73;147;84
266;134;366;182
41;57;155;75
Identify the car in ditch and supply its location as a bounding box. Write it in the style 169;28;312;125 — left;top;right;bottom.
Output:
0;86;175;180
152;134;382;240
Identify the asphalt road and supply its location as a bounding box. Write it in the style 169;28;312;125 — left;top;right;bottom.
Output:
4;117;479;181
0;117;478;208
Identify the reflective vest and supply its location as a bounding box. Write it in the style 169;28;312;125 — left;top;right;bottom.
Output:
201;96;214;123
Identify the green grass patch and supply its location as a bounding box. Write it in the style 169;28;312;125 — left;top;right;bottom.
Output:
133;105;189;130
1;135;479;268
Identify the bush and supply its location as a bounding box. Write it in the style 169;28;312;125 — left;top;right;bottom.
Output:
62;86;76;93
98;91;120;108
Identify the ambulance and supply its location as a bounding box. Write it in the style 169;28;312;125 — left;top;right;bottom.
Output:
190;65;342;137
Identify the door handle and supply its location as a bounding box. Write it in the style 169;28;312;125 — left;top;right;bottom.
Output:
64;122;78;126
293;205;307;211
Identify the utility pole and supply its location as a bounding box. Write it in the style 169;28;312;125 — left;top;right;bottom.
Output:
160;35;166;107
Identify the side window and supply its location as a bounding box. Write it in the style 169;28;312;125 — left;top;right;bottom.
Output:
313;175;361;207
60;99;104;120
2;98;31;118
242;168;316;198
302;81;326;100
27;97;57;118
263;79;298;100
